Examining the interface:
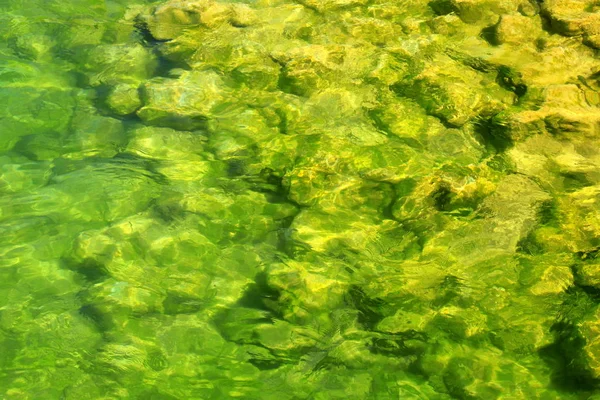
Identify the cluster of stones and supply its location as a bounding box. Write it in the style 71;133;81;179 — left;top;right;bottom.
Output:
0;0;600;398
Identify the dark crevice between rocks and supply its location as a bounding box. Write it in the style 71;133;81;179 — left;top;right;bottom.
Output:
431;184;453;212
389;84;457;130
573;282;600;302
480;24;500;46
108;153;170;186
70;70;94;89
537;2;563;36
75;282;119;337
275;67;302;97
345;285;387;331
212;280;290;370
496;66;528;97
92;84;144;123
516;199;559;255
390;178;443;250
133;16;170;47
246;347;295;371
274;108;290;135
146;114;209;132
539;287;600;394
294;0;321;14
367;109;392;137
366;110;425;149
521;0;541;16
445;50;528;98
516;231;545;255
432;275;470;308
577;247;600;262
226;159;246;178
485;153;516;175
245;167;294;204
62;257;110;285
133;16;192;78
380;182;399;221
561;171;595;192
273;215;298;256
572;249;600;298
151;53;193;79
236;271;284;319
473;116;514;153
538;198;559;224
429;181;484;218
137;87;206;131
150;199;189;224
586;71;600;86
248;357;286;371
163;293;209;315
428;0;457;16
13;132;64;162
369;331;428;358
278;230;312;259
78;303;115;334
445;49;496;73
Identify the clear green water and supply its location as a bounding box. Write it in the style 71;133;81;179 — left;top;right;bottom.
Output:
2;0;600;398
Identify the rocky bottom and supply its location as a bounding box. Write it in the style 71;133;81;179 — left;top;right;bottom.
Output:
1;0;600;398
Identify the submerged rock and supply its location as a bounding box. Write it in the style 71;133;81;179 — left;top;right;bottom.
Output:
541;0;600;38
80;43;157;86
492;14;543;45
3;0;600;397
105;83;142;115
137;70;233;130
0;87;75;152
395;54;515;126
429;0;523;24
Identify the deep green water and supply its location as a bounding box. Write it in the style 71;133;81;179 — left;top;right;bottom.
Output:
2;0;600;398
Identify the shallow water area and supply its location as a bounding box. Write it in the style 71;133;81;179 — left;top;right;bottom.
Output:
1;0;600;398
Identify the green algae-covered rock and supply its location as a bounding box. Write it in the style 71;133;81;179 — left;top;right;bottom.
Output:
430;0;522;24
492;14;544;45
146;0;203;41
55;17;107;48
578;314;600;379
3;0;600;397
575;261;600;288
144;0;258;41
80;43;157;86
299;0;369;13
395;54;515;126
429;306;488;340
177;188;297;245
560;186;600;252
0;155;52;193
265;258;352;323
421;174;550;263
64;113;125;159
49;161;160;223
137;70;233;130
376;309;435;334
105;83;142;115
557;303;600;381
494;83;600;145
276;46;347;97
541;0;600;40
126;125;208;161
9;33;55;62
230;55;281;90
0;87;75;152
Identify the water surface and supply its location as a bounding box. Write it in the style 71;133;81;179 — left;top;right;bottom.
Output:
1;0;600;398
